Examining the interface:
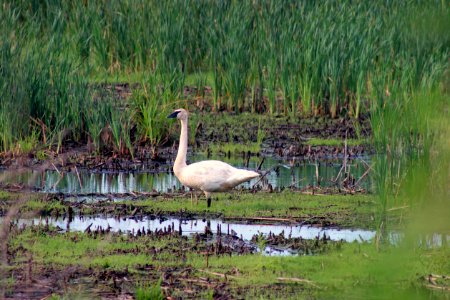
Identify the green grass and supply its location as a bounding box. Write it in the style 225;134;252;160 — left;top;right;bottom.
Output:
0;1;447;150
9;228;448;299
127;192;379;229
1;1;448;154
202;241;449;299
0;192;63;216
305;138;368;147
20;199;66;215
0;190;390;230
136;280;164;300
89;70;147;84
185;71;215;88
207;142;262;154
10;229;171;268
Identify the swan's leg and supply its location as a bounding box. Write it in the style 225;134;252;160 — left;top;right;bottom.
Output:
205;191;211;208
195;192;198;205
232;189;240;200
191;191;193;206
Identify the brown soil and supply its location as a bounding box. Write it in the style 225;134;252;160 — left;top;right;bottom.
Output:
2;264;235;299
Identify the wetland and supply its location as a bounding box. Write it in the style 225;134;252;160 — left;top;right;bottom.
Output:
1;1;449;299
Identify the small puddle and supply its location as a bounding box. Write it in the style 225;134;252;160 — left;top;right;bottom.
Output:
0;155;372;194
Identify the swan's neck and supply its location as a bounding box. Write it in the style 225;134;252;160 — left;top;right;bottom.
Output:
174;118;188;174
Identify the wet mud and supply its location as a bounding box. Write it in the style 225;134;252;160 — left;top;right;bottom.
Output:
2;218;316;299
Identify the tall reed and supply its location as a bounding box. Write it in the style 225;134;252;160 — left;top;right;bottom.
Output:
1;0;448;153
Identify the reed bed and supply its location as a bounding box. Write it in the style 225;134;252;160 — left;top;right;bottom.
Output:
0;0;448;154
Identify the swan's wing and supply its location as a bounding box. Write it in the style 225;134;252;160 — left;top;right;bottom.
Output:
181;160;233;191
180;160;258;192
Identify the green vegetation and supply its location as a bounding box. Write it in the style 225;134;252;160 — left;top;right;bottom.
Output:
0;191;380;229
136;280;164;300
305;138;367;147
205;242;449;299
1;1;448;153
1;1;449;298
203;116;265;154
8;228;448;299
207;142;262;155
20;198;66;215
128;192;379;229
368;87;449;231
0;192;64;215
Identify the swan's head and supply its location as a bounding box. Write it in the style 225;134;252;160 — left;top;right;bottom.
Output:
167;108;188;121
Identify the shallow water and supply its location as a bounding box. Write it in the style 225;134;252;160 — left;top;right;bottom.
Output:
0;154;372;194
13;215;376;242
2;215;447;255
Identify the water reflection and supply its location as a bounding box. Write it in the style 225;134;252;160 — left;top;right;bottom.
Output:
0;154;372;194
12;215;377;242
7;215;448;248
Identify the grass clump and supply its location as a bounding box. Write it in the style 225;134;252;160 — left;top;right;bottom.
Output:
135;280;164;300
305;138;367;147
207;142;262;155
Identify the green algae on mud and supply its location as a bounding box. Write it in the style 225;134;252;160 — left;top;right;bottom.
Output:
6;228;448;299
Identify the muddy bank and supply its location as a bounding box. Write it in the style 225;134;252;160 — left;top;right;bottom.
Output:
3;257;234;300
3;216;446;299
0;87;372;172
0;189;380;230
2;220;323;299
0;141;371;174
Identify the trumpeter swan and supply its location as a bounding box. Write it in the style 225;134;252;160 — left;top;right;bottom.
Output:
168;109;260;208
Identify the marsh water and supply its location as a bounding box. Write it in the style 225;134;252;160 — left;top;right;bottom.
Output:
4;215;447;255
0;154;372;194
4;215;376;256
26;215;376;242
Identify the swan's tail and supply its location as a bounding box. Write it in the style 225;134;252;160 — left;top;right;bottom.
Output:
228;169;260;186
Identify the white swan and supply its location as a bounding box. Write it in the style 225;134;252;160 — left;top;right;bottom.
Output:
168;109;260;208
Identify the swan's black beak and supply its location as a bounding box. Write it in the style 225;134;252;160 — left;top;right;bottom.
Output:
167;111;180;118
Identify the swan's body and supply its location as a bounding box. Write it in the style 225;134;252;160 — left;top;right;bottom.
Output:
168;109;259;207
